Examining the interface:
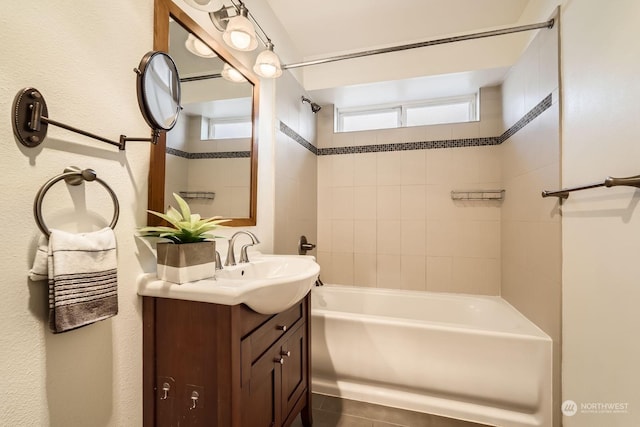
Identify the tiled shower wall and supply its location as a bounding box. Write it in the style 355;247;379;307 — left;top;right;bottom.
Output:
273;72;318;255
316;87;504;294
499;10;561;426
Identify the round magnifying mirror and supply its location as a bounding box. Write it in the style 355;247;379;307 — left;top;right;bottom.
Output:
136;51;181;132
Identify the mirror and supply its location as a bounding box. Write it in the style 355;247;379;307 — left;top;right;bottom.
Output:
149;0;259;227
136;51;181;131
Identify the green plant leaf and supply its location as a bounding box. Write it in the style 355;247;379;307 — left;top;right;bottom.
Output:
139;193;229;244
166;206;183;222
173;193;191;221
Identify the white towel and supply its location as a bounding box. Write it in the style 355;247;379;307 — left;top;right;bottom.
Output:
29;228;118;333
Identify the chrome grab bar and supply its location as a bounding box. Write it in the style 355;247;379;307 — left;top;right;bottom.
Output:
542;175;640;199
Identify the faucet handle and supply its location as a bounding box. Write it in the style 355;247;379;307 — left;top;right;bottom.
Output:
215;251;222;270
224;238;236;267
239;244;253;263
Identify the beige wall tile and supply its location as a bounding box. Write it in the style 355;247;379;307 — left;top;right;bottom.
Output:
317;220;332;253
425;124;453;141
401;185;426;220
426;220;457;257
377;186;401;220
331;252;355;285
401;150;427;185
316;251;333;283
426;256;453;292
331;220;354;253
377;254;402;288
331;154;355;187
333;131;355;148
354;186;377;220
354;220;377;254
401;255;427;291
353;130;377;146
451;122;480;139
451;257;500;295
354;153;378;186
377;151;402;185
377;220;401;255
354;253;377;287
426;148;453;184
401;220;426;255
317;185;332;221
317;155;331;189
331;187;355;219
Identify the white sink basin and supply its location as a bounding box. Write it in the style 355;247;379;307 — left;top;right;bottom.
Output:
137;255;320;314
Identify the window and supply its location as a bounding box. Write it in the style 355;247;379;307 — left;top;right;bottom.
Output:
339;107;400;132
206;118;252;140
336;94;477;133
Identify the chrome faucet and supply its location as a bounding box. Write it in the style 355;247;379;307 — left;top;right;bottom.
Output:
225;231;260;266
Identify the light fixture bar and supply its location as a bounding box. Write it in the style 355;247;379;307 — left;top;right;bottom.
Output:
283;19;555;70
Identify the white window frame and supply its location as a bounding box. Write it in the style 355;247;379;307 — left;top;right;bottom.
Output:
206;116;252;140
336;93;478;133
337;106;401;133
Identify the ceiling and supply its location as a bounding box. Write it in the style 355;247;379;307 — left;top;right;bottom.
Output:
265;0;531;60
262;0;533;108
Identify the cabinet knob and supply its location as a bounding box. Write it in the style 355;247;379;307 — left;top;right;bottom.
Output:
190;391;199;410
274;357;284;365
276;325;287;332
160;382;170;400
281;350;291;357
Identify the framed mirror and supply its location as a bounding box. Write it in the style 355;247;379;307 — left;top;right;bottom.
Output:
149;0;259;227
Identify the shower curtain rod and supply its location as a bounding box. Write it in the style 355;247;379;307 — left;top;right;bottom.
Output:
282;19;555;70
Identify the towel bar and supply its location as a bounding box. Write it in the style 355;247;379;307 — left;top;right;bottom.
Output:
542;174;640;199
34;167;119;237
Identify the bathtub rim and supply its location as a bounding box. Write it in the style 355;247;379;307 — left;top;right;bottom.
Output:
311;284;551;340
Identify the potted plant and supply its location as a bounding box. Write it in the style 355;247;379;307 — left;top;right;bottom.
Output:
139;192;228;284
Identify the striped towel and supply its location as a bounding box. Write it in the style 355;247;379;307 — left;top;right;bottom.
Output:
29;228;118;333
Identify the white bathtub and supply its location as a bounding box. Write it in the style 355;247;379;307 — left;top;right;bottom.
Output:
311;286;552;427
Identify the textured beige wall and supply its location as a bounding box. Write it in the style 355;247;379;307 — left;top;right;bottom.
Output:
561;0;640;425
0;1;154;425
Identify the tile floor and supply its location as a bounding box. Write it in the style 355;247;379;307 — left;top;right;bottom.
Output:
290;394;493;427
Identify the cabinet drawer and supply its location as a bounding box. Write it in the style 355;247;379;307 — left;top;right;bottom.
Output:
241;301;304;382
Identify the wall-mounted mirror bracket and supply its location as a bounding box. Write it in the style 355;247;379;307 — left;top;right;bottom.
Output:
12;51;181;151
12;87;158;151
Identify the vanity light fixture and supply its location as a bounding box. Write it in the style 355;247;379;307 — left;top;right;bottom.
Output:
210;1;282;78
185;33;217;58
221;63;247;83
183;0;224;12
222;3;258;51
253;41;282;78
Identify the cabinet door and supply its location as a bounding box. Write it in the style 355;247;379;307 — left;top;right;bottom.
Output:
281;322;308;419
241;346;282;427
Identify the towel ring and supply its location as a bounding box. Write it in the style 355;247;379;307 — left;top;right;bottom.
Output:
34;167;120;237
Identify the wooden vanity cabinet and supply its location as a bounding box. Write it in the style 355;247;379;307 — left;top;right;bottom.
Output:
142;293;312;427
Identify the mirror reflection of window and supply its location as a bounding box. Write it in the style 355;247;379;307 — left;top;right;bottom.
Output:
207;118;252;140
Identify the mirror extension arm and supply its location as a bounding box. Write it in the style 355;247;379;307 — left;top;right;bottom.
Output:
12;87;159;150
12;51;181;152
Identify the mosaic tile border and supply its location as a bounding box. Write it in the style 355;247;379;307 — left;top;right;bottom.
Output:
166;147;250;159
310;93;553;156
498;93;552;143
279;121;318;155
